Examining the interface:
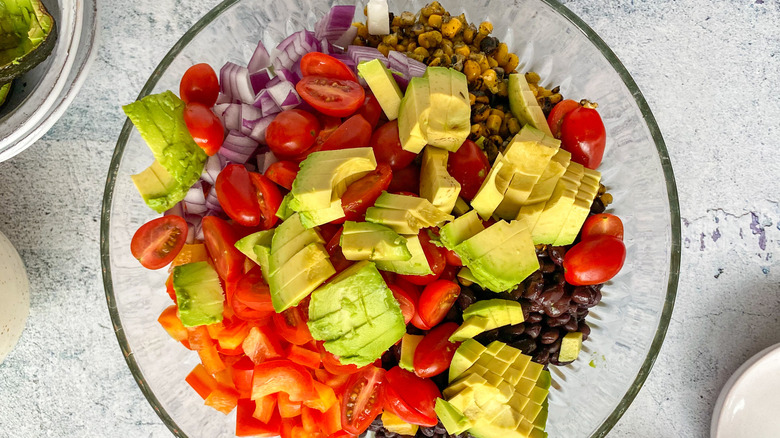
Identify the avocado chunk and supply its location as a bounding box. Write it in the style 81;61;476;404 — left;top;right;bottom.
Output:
340;221;411;261
130;160;188;213
374;234;433;276
0;0;57;84
518;148;571;230
0;82;10;106
507;73;552;136
423;67;470;151
420;146;461;214
449;338;487;383
440;210;484;250
357;59;403;120
558;331;583;363
524;161;585;244
470;152;513;220
275;192;295;221
399;333;424;372
172;262;225;327
450;316;490;342
451;299;525;341
307;261;405;366
366;192;453;234
123;91;208;192
553;167;601;245
435;398;473;435
235;229;274;267
398;76;430;153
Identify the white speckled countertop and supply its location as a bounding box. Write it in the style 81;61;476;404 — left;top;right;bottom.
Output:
0;0;778;436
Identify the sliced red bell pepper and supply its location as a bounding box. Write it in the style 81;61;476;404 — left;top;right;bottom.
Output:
252;393;278;423
187;325;215;350
287;344;322;369
157;305;187;342
301;405;323;433
251;359;317;402
280;417;302;438
313;368;351;395
214;369;236;390
236;399;282;437
317;342;360;376
165;272;177;303
198;344;226;375
216;318;251;350
277;392;303;418
304;380;338;412
230;356;256;399
186;364;218;400
242;325;285;365
273;306;314;346
322;399;343;436
205;386;239;414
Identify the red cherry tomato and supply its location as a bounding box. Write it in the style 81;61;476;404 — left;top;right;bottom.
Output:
231;267;275;322
183;102;224;156
447;139;490;200
563;235;626;286
296;75;365;118
383;367;441;427
264;160;299;191
413;323;460;378
266;109;321;159
442;247;462;266
324;227;353;274
388;283;418;324
547;99;581;139
201;216;245;282
387;163;420;195
339;163;393;222
272;306;313;346
560;106;607;169
370;120;417;170
248;172;283;230
215;164;261;227
341;366;385;435
180;63;219;107
130;216;188;270
300;52;358;82
399;230;446;286
319;114;372;152
417;280;460;328
581;213;624;241
356;93;382;127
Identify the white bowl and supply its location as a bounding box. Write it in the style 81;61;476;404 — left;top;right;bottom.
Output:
711;343;780;438
0;0;98;162
0;230;30;363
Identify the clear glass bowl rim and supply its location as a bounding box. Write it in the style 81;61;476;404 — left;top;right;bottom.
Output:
100;0;681;436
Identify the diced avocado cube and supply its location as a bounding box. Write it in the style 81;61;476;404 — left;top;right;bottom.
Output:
440;210;484;250
374;234;433;276
470;153;513;220
399;333;424;372
528;386;548;406
172;261;224;327
421;146;461;214
276;192;295;221
515;378;535;396
423;67;470;151
290;148;376;212
269;243;333;312
269;228;324;276
527;161;585;244
340;221;411;261
398;76;430;154
373;192;453;226
450;315;490;342
435;398;472;435
358;59;403;120
365;207;420;235
235;229;274;264
449;338;487;382
453;197;470;216
130;160;188;213
381;411;419;436
521;401;543;424
553;169;601;245
523;359;545;382
558;331;584;363
507;73;553;136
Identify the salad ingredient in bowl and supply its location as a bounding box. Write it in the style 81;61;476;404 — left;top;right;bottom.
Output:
102;0;679;437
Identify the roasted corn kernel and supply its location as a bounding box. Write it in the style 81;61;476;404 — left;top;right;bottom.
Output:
356;23;369;39
486;114;503;134
468;92;477;106
463;60;481;82
478;21;493;35
504;53;519;72
441;17;463;38
472;104;490;122
418;30;443;49
494;42;509;66
489;108;505;118
413;47;430;58
382;34;398;46
462;24;477;44
525;71;541;84
377;43;392;57
428;14;442;29
507;117;521;135
482;69;499;93
454;43;470;57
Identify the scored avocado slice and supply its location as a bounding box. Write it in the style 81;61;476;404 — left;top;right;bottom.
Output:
0;0;57;84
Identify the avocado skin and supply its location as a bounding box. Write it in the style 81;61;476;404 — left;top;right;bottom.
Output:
0;0;57;84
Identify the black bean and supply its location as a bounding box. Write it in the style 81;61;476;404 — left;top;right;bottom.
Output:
547;296;571;317
523;277;544;301
540;328;559;344
571;286;591;305
535;349;550;365
475;328;500;344
591;197;606;214
525;323;542;339
500;323;525;338
480;36;499;54
540;260;556;274
421;426;436;437
563;317;580;332
528;300;544;313
443;305;462;324
576;307;589;318
510;337;537;355
519;299;532;320
526;312;543;324
539;285;564;308
457;286;477;311
547;246;566;266
546;313;571;327
535;245;548;257
548;338;562;353
586;288;602;308
434;423;448;434
579;322;591;341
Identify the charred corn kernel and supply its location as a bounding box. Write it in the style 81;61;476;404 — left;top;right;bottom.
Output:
412;22;426;36
580;99;599;109
441;17;463;38
504;53;519;72
472;104;490;122
352;37;364;46
377;43;392;57
597;183;607;195
418;30;443;49
406;41;417;51
356;23;369;39
413;47;430;59
400;11;416;26
474;93;490;104
486;114;502;134
497;80;509;96
478;21;493;35
463;60;481;82
601;193;613;206
391;16;401;27
454;43;470;57
408;53;425;62
478;56;490;73
428;14;443;28
538;87;552;98
507;117;521;134
529;83;539;97
468;93;476;105
494;43;509;66
463;24;477;44
499;119;510;137
525;71;541;84
487;56;499;68
396;44;406;52
471;124;482;136
432;48;444;58
382;34;398;46
442;43;454;56
490;108;505;118
473;33;486;49
482;69;499;93
430;57;443;66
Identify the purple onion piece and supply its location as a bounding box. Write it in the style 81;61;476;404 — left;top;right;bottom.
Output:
275;68;301;84
249;114;276;144
333;25;358;49
267;81;301;110
222;103;242;132
257;148;279;173
247;40;271;73
250;68;273;94
201;153;227;185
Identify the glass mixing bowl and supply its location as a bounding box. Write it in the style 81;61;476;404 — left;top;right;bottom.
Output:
101;0;680;436
0;0;98;162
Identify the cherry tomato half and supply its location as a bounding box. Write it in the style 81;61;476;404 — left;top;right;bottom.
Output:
387;163;420;195
216;164;261;227
272;306;313;346
547;99;580;139
370;120;417;170
319;114;372;152
300;52;358;82
248;172;283;230
398;229;446;286
324;227;353;274
413;322;460;378
340;163;393;222
341;366;385;435
183;102;224;156
231;267;275;322
581;213;624;241
417;280;461;328
448;139;490;200
563;235;626;286
130;215;188;270
560;106;607;169
388;283;418;324
384;366;441;427
201;216;245;282
356;93;382;127
180;63;219;107
266;109;321;159
296;75;365;118
264;160;299;191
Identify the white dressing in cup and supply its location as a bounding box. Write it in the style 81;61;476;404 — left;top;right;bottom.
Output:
0;230;29;363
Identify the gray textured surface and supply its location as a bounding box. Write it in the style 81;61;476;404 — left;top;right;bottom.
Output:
0;0;778;436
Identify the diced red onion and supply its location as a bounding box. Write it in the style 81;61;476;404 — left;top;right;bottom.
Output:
272;32;300;72
267;81;301;110
319;39;338;55
164;202;184;218
206;186;223;214
315;5;356;42
220;62;256;104
257;147;279;173
222;103;242;132
387;51;410;76
253;89;282;116
393;73;409;93
247;40;271;73
219;64;234;99
250;68;273;94
249;114;275;144
347;45;387;65
185;214;200;243
241;104;264;136
183;181;208;216
275;68;301;84
201;154;228;185
219;130;258;164
330;53;356;70
406;56;427;77
333;25;358;49
215;93;232;105
212;103;231;127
